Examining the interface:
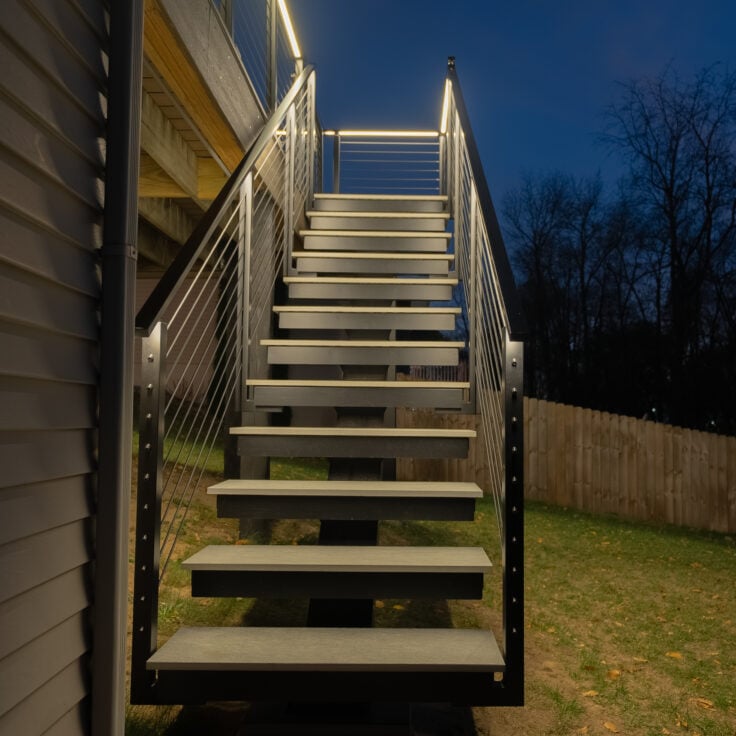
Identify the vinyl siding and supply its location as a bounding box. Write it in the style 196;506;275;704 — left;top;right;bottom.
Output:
0;0;108;733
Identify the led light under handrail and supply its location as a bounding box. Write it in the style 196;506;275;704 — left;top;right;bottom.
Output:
440;80;452;134
277;0;301;59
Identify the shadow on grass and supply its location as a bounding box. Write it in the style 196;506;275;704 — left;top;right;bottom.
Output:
126;703;246;736
240;594;455;629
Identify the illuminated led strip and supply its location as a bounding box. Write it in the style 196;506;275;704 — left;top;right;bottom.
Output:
323;130;440;138
277;0;301;59
440;79;452;134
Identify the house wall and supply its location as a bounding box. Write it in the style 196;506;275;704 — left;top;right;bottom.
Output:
0;1;108;733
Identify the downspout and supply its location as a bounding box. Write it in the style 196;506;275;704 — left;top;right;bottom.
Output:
92;2;143;735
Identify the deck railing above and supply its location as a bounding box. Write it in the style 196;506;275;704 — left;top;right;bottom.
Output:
214;0;303;112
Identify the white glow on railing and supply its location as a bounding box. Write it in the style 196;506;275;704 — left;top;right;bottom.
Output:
277;0;301;59
440;80;452;134
336;130;440;138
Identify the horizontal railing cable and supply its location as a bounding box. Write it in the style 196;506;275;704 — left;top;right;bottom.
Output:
327;132;441;195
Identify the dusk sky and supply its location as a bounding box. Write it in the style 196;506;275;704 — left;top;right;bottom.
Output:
288;0;736;212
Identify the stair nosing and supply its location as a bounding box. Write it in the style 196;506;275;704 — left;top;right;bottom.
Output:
182;545;491;573
283;276;458;285
307;211;450;219
261;339;464;348
147;627;505;672
314;194;448;201
299;230;453;238
208;479;482;497
293;251;454;261
246;379;469;388
229;426;476;438
273;306;462;314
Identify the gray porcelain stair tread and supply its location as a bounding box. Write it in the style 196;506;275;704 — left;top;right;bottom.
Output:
292;252;453;260
313;193;448;202
229;426;475;438
147;627;505;672
273;306;461;314
283;276;458;284
299;229;452;238
208;479;482;498
306;210;450;219
261;339;465;348
246;379;468;388
182;545;491;573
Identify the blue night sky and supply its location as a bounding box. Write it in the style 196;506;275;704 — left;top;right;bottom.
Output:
288;0;736;211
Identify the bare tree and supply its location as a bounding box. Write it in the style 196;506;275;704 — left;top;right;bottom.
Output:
603;64;736;425
504;172;575;399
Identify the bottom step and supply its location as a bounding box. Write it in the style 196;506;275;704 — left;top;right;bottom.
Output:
148;627;504;704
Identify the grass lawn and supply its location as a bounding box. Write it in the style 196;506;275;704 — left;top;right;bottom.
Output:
462;503;736;736
126;461;736;735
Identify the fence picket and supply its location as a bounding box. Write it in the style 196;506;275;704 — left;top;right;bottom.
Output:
728;436;736;532
396;398;735;532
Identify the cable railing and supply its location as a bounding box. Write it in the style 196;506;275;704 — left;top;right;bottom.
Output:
130;47;523;704
130;66;318;703
215;0;302;111
325;130;441;194
440;58;526;704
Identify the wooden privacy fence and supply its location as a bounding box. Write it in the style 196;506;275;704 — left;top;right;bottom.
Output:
396;398;736;534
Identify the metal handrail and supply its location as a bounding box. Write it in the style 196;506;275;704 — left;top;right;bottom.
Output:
444;63;527;341
440;58;525;705
136;64;314;336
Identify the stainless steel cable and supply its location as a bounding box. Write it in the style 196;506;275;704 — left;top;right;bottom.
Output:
157;78;315;580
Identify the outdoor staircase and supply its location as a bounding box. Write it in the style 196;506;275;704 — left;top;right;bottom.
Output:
146;193;506;705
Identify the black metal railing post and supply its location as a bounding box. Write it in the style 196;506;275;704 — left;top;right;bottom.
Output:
503;336;525;704
131;321;167;704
